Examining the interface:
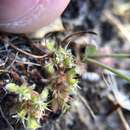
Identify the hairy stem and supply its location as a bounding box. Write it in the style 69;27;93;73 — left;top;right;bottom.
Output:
85;58;130;83
88;53;130;59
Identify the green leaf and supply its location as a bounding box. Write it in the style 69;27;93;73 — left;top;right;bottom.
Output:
46;42;55;52
63;56;74;68
85;45;97;57
17;85;31;100
27;116;40;129
7;83;32;100
62;102;70;113
40;88;49;100
67;68;76;77
66;68;78;86
6;83;19;92
44;63;55;74
18;109;27;121
69;79;78;86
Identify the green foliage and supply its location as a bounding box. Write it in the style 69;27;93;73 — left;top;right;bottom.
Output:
5;34;130;130
7;83;31;101
46;42;55;52
44;62;55;75
6;83;49;130
26;116;40;130
6;42;79;129
85;44;97;57
54;47;75;68
45;42;78;112
66;68;78;87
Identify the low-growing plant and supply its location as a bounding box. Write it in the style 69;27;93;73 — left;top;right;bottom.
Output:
6;41;79;129
4;32;130;130
6;83;49;129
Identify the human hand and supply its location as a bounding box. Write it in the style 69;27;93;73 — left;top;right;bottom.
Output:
0;0;70;33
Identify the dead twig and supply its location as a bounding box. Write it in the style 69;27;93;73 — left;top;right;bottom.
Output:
0;69;9;73
61;31;97;45
103;10;130;43
6;52;18;70
117;108;130;130
77;93;96;120
9;43;48;59
15;60;41;67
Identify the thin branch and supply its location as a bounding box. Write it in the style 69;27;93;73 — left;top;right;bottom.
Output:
0;69;9;73
117;108;130;130
6;52;18;70
78;93;96;120
15;60;41;66
10;43;48;59
61;31;97;45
